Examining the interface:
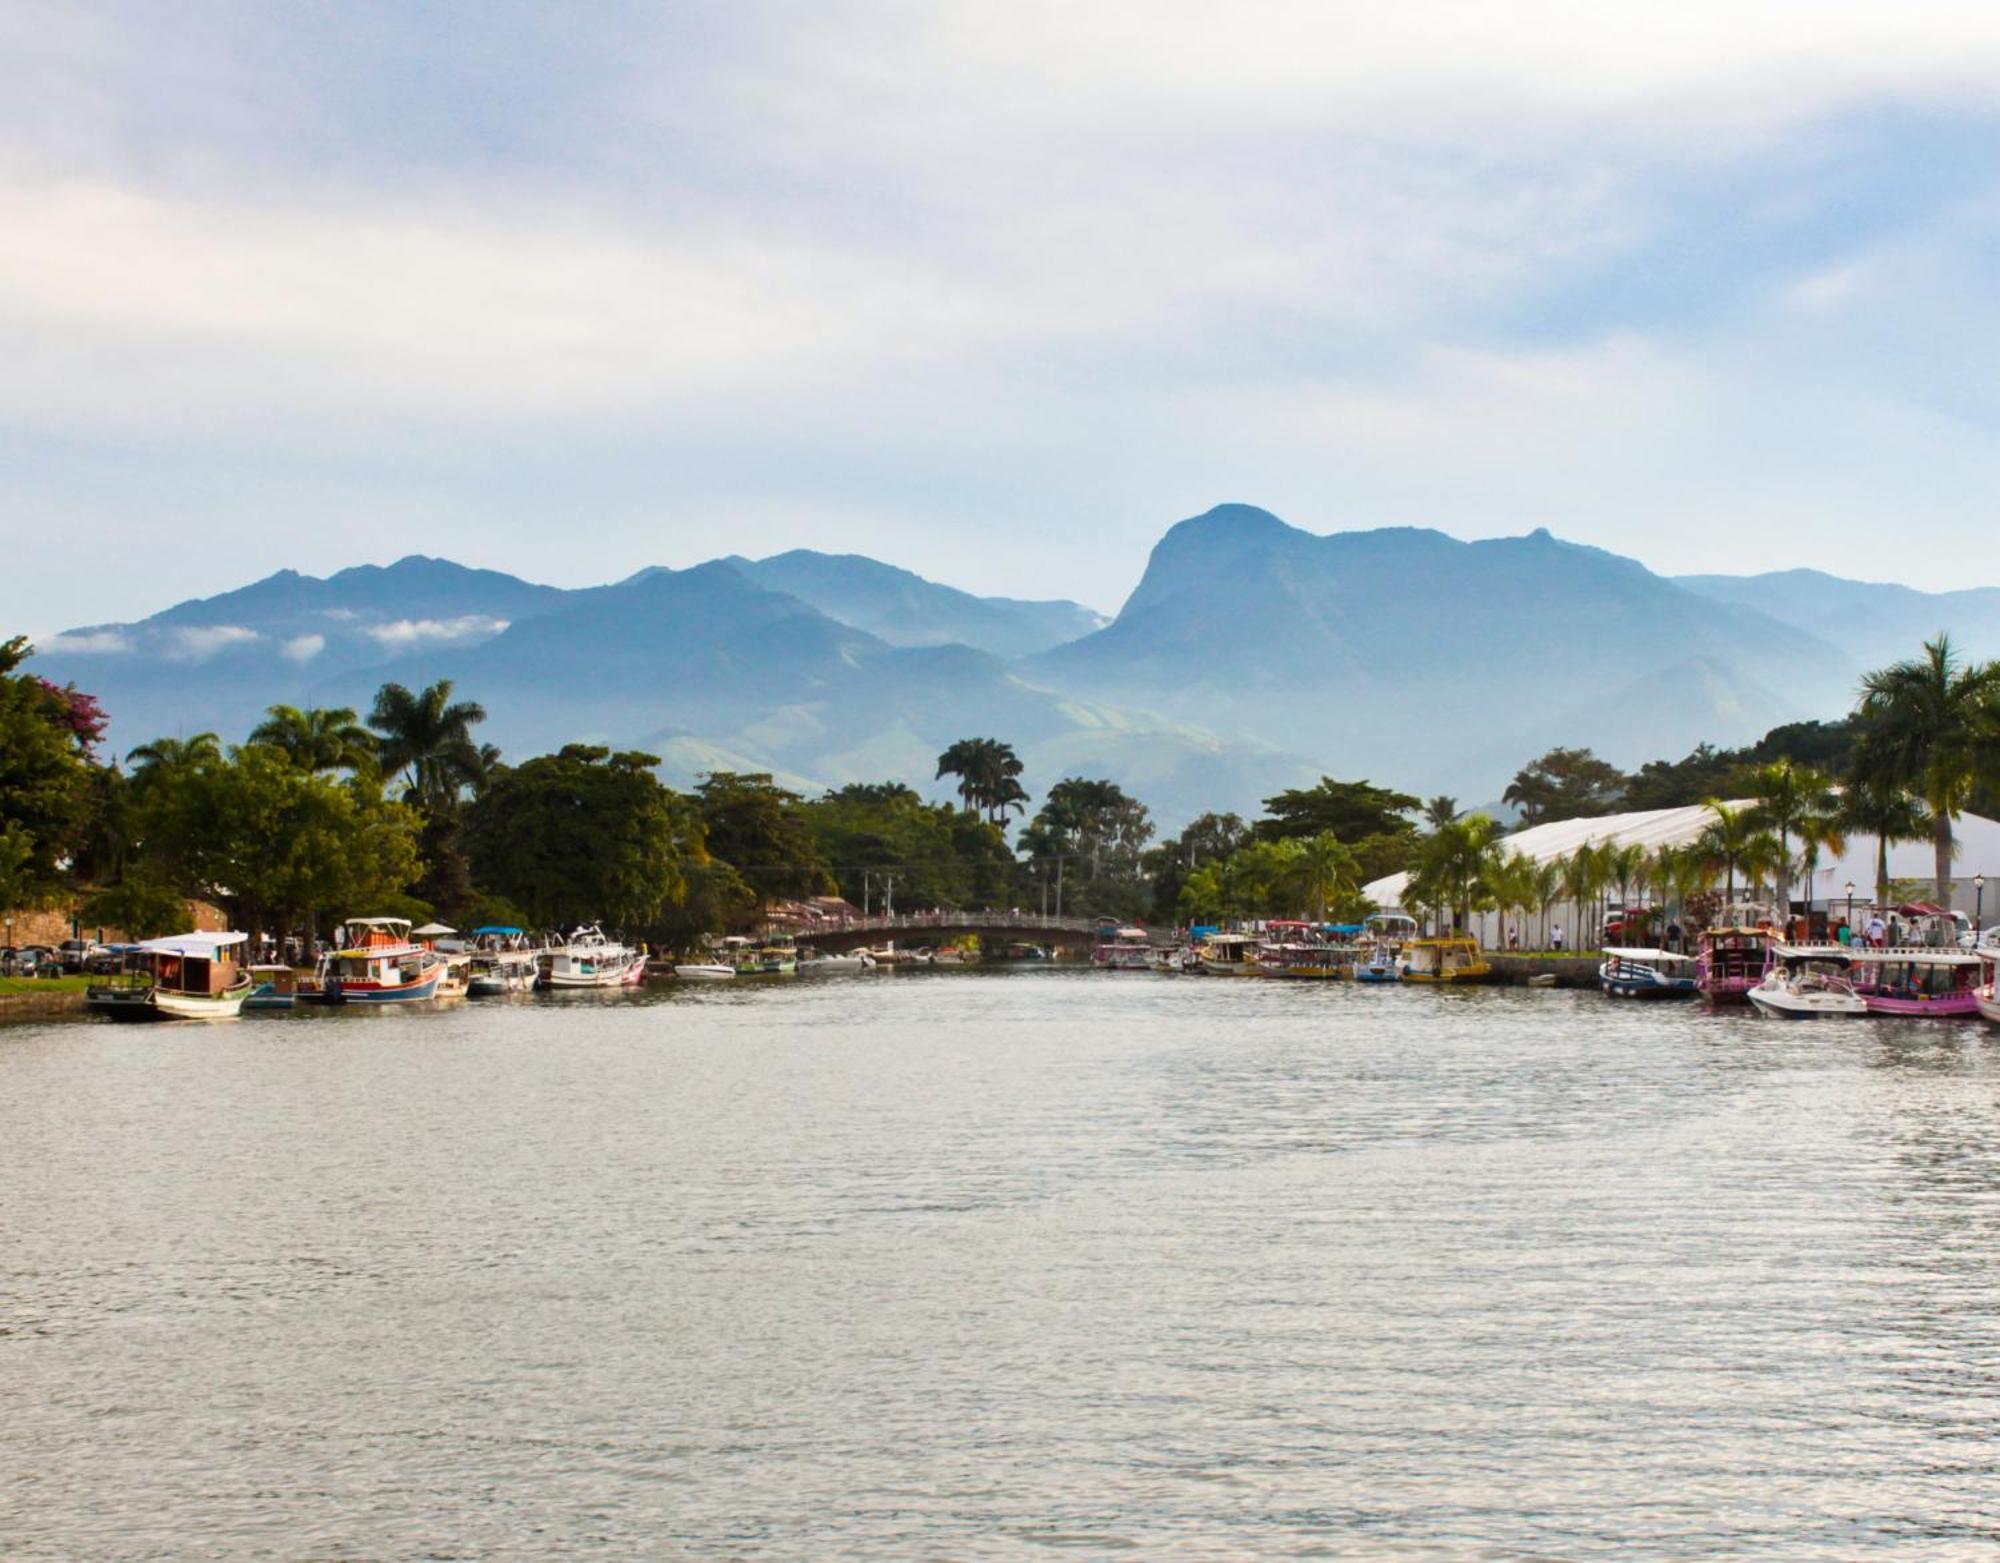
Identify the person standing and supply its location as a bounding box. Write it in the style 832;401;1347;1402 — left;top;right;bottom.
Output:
1551;923;1564;952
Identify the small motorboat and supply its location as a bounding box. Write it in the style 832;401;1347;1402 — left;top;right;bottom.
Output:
1748;970;1868;1019
674;961;736;981
242;963;299;1012
544;924;648;989
1978;951;1999;1026
797;952;875;973
1354;941;1402;983
1402;936;1491;985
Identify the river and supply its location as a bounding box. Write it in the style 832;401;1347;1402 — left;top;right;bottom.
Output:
5;971;1999;1557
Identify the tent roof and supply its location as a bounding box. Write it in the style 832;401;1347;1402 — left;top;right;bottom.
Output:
139;930;247;958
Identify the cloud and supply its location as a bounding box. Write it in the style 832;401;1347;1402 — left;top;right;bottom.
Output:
361;615;510;649
280;633;325;663
36;629;129;654
167;625;260;662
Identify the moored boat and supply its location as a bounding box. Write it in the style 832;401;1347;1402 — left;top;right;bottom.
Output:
1354;943;1402;983
242;963;299;1012
466;927;541;996
308;917;449;1005
674;960;736;981
1978;951;1999;1026
1598;946;1698;999
544;924;648;988
85;930;253;1022
1402;936;1491;985
1748;944;1868;1019
1253;922;1357;979
1694;912;1780;1002
1186;931;1258;976
1091;925;1154;971
1848;946;1983;1018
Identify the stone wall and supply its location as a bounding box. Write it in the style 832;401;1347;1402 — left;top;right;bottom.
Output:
1;900;228;946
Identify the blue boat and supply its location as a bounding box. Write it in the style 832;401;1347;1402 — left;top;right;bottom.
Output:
242;964;298;1012
1598;947;1699;999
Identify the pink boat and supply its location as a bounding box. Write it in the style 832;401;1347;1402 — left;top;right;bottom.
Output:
1694;921;1779;1002
1849;947;1984;1018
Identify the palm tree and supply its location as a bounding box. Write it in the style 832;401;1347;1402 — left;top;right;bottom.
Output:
1839;778;1932;909
1292;832;1357;922
248;704;376;775
1696;801;1761;904
1854;635;2000;906
1422;795;1460;831
1558;844;1602;950
125;732;221;791
1479;851;1534;947
1531;858;1565;948
1793;808;1847;921
369;681;488;814
1407;816;1502;933
935;738;1026;825
1745;759;1837;915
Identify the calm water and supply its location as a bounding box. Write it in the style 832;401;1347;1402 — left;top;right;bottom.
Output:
5;972;2000;1558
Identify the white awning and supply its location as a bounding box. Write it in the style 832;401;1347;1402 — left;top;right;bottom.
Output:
138;930;247;958
412;923;456;936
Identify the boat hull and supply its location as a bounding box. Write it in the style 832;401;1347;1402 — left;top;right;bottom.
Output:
674;964;736;981
1748;986;1867;1019
85;982;250;1022
1979;991;2000;1025
332;967;446;1004
545;956;648;988
1859;991;1982;1019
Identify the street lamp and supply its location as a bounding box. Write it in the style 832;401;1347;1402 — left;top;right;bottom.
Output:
1977;873;1986;934
1845;880;1855;934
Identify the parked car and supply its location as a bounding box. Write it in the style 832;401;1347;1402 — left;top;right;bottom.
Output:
87;945;134;975
5;945;62;977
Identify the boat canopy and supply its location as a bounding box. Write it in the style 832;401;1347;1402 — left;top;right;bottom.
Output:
1601;946;1694;963
472;925;524;936
138;930;247;958
346;916;412;929
412;922;456;937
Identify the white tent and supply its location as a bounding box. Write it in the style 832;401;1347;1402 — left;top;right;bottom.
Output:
1366;802;2000;935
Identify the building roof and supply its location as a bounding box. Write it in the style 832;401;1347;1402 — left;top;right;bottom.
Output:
1365;801;2000;912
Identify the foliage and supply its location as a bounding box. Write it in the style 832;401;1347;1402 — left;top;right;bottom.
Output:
369;680;490;813
802;783;1015;911
80;867;190;940
1404;815;1504;929
466;745;706;931
249;704;378;776
0;635;98;891
933;738;1030;827
1144;812;1251;921
1743;758;1838;912
1019;776;1155;919
1503;747;1628;827
694;772;834;906
1852;635;2000;905
1255;776;1419;844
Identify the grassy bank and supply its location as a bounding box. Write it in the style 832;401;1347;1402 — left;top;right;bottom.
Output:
0;975;92;996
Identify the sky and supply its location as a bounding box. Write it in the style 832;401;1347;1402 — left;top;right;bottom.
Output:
7;0;2000;634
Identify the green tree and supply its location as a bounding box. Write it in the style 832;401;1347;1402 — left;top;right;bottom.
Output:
369;680;489;813
0;636;100;891
1144;812;1251;922
803;783;1014;911
1744;759;1837;913
248;704;378;776
934;738;1029;827
1853;636;2000;907
1694;801;1780;906
1422;795;1460;830
1838;778;1932;908
1405;815;1503;933
1502;747;1629;827
695;772;834;907
1019;777;1155;919
1256;776;1419;844
466;746;707;931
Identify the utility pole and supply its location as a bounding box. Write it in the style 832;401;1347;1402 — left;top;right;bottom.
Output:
1055;857;1064;919
884;874;896;920
862;870;873;917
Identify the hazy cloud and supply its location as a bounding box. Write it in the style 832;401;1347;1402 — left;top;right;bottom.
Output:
362;616;510;650
36;629;130;654
166;625;260;662
280;633;325;663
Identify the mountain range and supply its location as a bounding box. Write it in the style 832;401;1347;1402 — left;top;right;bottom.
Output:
28;509;2000;828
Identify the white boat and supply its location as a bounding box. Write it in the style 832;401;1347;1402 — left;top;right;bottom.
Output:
543;924;648;989
1748;945;1869;1019
797;952;875;973
1187;931;1258;976
674;961;736;981
1978;951;1999;1026
85;930;253;1022
466;927;541;996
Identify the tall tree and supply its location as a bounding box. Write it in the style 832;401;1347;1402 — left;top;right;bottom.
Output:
694;772;833;907
1422;795;1461;831
1405;815;1503;933
1745;759;1837;914
1019;777;1155;919
934;738;1027;826
0;636;99;893
1839;778;1932;909
1695;801;1780;907
369;680;489;814
1853;636;2000;906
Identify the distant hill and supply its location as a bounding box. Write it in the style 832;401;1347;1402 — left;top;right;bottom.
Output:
1675;568;2000;669
1032;505;1858;794
29;511;1998;826
723;550;1106;658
